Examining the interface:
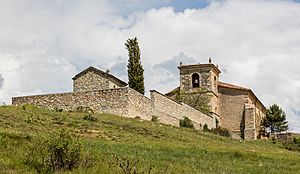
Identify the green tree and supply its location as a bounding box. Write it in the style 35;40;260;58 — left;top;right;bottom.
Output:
125;37;145;95
262;104;288;134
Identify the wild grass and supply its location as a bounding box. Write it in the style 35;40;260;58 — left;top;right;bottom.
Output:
0;105;300;173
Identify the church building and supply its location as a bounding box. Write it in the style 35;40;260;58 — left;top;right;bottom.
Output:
166;59;266;140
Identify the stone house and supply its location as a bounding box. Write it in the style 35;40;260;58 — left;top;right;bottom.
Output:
166;61;266;140
72;66;127;92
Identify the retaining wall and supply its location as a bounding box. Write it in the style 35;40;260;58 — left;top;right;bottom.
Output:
12;87;130;117
12;87;215;129
150;90;214;129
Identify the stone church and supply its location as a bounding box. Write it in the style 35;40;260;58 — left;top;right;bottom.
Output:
166;60;266;140
12;60;266;140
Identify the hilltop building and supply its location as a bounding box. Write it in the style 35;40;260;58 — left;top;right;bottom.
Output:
12;59;266;140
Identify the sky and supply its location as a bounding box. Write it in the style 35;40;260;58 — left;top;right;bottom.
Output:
0;0;300;132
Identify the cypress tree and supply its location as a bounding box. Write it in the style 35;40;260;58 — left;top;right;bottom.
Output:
125;37;145;95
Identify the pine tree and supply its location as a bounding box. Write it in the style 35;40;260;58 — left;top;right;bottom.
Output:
125;37;145;95
262;104;288;134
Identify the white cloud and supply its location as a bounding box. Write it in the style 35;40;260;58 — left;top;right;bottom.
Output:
1;0;300;131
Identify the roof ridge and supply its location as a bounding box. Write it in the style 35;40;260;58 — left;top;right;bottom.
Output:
218;81;250;90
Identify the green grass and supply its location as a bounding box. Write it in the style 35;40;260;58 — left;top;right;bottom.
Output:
0;105;300;174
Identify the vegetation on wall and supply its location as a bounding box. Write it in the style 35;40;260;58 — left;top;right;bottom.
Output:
173;87;212;115
262;104;288;135
125;37;145;95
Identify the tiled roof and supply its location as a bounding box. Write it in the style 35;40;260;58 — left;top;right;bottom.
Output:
218;81;250;91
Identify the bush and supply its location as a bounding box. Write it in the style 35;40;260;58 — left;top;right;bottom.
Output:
282;136;300;152
151;116;159;122
179;117;194;129
203;124;208;131
55;108;63;112
26;129;82;173
83;114;98;122
108;153;169;174
211;127;231;137
76;106;94;113
203;125;230;137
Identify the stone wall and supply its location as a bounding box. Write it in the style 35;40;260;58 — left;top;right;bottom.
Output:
150;90;215;129
218;87;248;139
180;67;212;93
73;71;122;92
244;103;256;140
12;87;130;117
12;87;215;130
248;94;266;139
127;88;155;120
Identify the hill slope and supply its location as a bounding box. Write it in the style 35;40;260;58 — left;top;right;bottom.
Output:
0;105;299;174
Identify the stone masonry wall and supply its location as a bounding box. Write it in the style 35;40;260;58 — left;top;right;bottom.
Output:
218;87;248;139
73;71;121;92
244;103;256;140
127;88;155;120
12;87;215;130
150;90;215;129
180;67;212;93
12;87;130;117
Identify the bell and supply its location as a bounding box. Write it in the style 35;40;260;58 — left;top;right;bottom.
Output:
194;79;198;83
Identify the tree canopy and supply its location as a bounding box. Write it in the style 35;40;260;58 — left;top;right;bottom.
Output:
125;37;145;95
262;104;288;134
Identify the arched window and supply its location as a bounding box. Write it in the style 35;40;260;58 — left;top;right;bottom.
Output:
192;73;200;88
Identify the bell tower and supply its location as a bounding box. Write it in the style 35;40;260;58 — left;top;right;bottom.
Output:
178;59;221;116
178;59;220;94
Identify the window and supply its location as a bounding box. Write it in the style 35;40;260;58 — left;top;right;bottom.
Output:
214;76;217;87
192;73;200;88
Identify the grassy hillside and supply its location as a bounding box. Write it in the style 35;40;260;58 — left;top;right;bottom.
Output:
0;105;299;174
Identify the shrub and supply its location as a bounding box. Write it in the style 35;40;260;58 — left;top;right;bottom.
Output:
108;153;169;174
203;126;230;137
26;129;82;173
151;116;159;122
282;136;300;152
55;108;63;112
179;117;194;129
76;106;94;113
83;114;98;122
211;127;230;137
203;124;208;131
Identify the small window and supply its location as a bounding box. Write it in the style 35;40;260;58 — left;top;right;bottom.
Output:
113;85;116;88
192;73;200;88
